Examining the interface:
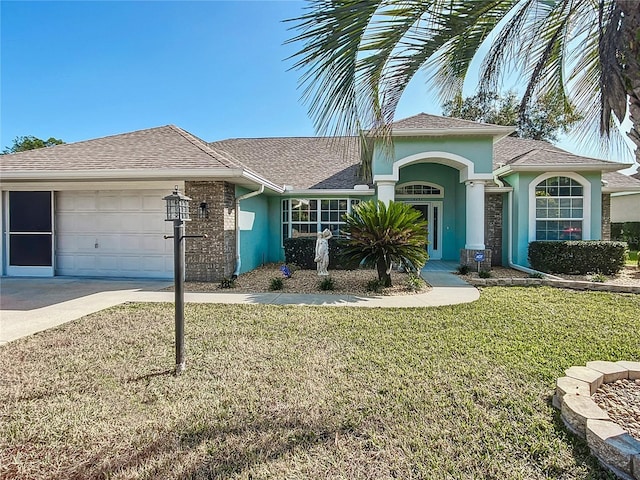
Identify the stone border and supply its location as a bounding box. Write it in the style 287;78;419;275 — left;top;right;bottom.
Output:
469;277;640;294
553;361;640;480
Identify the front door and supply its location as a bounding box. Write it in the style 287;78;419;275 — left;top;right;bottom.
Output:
411;202;442;260
6;191;54;276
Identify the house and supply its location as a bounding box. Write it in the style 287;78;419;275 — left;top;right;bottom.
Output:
610;171;640;223
2;113;639;280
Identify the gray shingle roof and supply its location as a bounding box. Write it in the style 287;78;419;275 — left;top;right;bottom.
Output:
493;136;621;169
392;113;510;131
0;125;244;172
603;171;640;191
209;137;363;190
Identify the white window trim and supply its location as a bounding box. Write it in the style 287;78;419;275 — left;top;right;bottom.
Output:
528;172;591;242
395;181;445;199
281;198;359;246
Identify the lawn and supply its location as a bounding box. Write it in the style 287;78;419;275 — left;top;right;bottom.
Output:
627;250;638;266
2;287;638;479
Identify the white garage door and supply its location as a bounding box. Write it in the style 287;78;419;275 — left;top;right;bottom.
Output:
55;190;173;278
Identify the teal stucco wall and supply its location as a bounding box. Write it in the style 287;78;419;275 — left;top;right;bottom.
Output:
503;171;603;267
397;163;465;260
234;187;271;274
373;136;495;177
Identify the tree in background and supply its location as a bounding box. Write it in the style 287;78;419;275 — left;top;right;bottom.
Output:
340;200;428;287
442;90;583;142
289;0;639;170
2;136;64;154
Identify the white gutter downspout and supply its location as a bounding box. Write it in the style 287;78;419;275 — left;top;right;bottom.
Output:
233;185;264;278
506;188;561;279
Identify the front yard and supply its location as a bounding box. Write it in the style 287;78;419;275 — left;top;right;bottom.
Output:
1;287;638;479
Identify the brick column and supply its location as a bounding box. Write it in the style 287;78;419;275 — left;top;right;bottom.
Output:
601;193;611;241
485;193;503;266
184;181;236;281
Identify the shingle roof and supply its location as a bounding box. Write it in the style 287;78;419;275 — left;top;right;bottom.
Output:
493;136;622;169
0;125;244;172
209;136;363;190
603;171;640;191
392;113;510;131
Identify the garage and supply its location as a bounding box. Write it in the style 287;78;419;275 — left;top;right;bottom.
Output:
55;190;173;279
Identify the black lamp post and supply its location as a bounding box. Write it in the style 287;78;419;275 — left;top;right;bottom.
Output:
163;186;191;375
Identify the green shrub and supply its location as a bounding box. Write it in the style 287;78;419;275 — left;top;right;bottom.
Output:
219;277;236;289
318;276;335;291
366;278;385;293
456;264;471;275
478;270;492;279
269;277;284;291
283;237;358;270
611;222;640;250
406;273;424;292
591;273;607;283
528;241;627;275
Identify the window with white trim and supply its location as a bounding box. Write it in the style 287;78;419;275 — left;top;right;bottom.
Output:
282;198;360;241
395;182;444;198
535;176;583;240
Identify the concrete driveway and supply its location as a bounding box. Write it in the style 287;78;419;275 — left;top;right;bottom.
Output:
0;277;172;345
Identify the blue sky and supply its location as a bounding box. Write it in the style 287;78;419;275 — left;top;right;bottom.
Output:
1;0;636;170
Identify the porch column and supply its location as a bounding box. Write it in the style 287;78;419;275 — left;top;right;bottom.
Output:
465;180;485;249
376;180;396;205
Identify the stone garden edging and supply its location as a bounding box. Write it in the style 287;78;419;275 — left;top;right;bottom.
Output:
469;277;640;294
553;361;640;480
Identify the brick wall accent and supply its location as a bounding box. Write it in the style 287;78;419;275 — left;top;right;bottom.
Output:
184;181;236;281
460;248;492;270
485;193;503;266
601;193;611;241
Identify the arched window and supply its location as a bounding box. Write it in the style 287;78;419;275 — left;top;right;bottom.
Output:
534;176;584;240
395;182;444;198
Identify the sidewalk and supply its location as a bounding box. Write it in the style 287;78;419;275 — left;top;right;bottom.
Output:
1;271;478;344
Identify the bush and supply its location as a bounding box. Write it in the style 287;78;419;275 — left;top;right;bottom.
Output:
269;277;284;291
220;277;236;289
366;278;385;293
456;264;471;275
478;270;492;278
590;273;607;283
528;241;627;275
611;222;640;250
318;277;335;291
406;273;424;292
283;237;358;270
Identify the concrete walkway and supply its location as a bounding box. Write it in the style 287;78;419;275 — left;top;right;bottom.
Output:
1;267;477;344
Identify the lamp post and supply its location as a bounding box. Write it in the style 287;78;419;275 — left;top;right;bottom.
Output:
163;186;191;375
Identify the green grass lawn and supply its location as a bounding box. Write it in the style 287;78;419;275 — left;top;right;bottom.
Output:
627;250;638;266
2;287;638;479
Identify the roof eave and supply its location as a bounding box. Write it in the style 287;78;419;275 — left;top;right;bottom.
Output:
605;187;640;194
494;163;631;177
389;126;515;139
0;168;285;193
282;188;375;196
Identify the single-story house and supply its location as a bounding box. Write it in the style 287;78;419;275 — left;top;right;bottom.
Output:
2;113;640;280
610;171;640;223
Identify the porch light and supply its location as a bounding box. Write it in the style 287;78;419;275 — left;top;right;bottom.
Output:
163;186;192;222
198;202;209;219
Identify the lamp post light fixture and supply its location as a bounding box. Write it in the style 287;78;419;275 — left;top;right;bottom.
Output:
163;186;192;375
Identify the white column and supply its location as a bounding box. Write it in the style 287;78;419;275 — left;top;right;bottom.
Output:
376;180;396;205
465;180;485;250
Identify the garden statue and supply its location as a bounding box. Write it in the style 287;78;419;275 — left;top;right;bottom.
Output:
314;228;332;275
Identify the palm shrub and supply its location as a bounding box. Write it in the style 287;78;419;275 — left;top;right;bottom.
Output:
340;200;428;287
